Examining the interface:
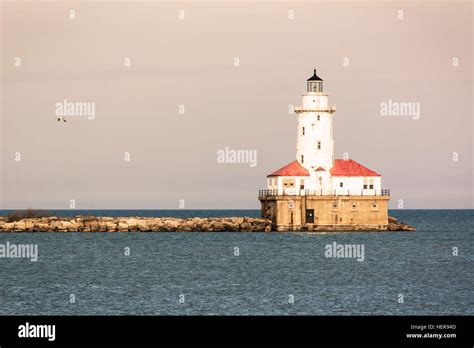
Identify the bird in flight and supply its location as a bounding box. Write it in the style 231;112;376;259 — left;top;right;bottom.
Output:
57;117;67;122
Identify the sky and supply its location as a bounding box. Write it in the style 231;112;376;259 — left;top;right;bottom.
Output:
1;0;472;209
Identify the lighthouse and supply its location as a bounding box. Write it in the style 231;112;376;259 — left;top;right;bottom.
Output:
259;69;390;231
295;69;336;194
296;69;335;171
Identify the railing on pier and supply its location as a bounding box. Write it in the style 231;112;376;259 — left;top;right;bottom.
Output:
258;188;390;198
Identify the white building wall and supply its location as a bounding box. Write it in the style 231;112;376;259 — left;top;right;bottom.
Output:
373;177;382;193
266;176;309;195
311;170;332;193
332;176;382;195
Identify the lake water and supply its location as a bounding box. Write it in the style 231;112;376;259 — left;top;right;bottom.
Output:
0;210;472;315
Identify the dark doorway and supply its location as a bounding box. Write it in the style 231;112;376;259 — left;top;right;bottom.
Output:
306;209;314;224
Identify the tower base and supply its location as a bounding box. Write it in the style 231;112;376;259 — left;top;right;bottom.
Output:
259;194;390;232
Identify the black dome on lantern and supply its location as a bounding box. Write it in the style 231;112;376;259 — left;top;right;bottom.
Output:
307;69;323;81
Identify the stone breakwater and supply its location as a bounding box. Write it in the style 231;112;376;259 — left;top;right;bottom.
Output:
0;217;272;232
0;216;415;232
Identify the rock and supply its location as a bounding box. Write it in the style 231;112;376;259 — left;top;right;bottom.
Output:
34;222;49;231
388;221;416;231
106;221;117;232
126;219;139;230
3;222;14;231
240;222;251;231
67;221;79;232
388;223;399;231
388;216;398;223
233;217;244;225
85;220;98;228
98;221;108;232
165;219;180;229
400;223;416;231
118;222;129;231
149;218;163;231
60;221;71;228
137;221;150;232
13;221;26;231
210;221;225;231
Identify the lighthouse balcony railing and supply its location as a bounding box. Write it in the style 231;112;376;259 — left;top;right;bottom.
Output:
294;105;336;113
258;188;390;198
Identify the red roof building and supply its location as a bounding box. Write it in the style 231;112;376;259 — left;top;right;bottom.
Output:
267;159;380;177
330;159;381;177
267;160;309;177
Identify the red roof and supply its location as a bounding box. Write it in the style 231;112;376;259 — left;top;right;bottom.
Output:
267;160;309;177
315;167;326;171
330;159;381;177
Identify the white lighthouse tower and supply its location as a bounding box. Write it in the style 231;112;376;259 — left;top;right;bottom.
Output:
295;69;336;171
294;70;336;193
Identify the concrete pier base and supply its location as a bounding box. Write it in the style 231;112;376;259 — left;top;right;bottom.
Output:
259;194;391;232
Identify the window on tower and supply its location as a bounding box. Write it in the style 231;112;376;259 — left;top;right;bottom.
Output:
301;155;304;163
317;141;321;150
302;127;305;135
317;115;320;121
340;182;343;188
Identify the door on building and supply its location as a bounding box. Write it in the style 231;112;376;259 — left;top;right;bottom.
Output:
306;209;314;224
